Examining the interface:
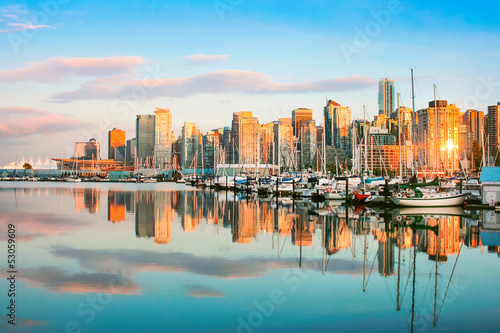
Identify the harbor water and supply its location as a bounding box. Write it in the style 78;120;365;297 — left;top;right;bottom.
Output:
0;182;499;332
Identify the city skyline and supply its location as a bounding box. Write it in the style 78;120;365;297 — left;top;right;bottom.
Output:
1;0;500;166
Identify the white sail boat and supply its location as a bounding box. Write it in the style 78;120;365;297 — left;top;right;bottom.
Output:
392;188;467;207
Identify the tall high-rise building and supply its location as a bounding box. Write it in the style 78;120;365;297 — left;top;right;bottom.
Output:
316;125;324;148
108;128;125;160
486;103;500;164
154;107;173;169
324;100;351;156
378;78;395;117
416;100;460;174
172;135;182;169
292;108;313;139
273;118;294;170
396;106;413;144
222;127;232;164
232;111;258;164
462;109;485;158
300;120;317;169
74;141;86;158
324;100;340;146
74;138;100;160
136;114;155;165
240;117;260;164
465;110;485;145
260;123;274;164
203;130;220;169
181;122;200;169
126;138;136;162
334;106;351;156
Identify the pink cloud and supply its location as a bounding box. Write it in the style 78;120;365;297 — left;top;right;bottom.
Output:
22;267;140;295
0;106;90;138
0;5;54;33
50;70;375;102
5;21;52;30
186;54;230;64
0;56;144;82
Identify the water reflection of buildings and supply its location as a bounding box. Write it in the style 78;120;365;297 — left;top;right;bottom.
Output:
378;238;396;277
12;186;500;260
325;216;351;255
154;192;174;244
181;191;200;233
427;217;461;262
74;188;100;214
102;188;500;259
107;191;135;223
135;191;175;244
292;208;317;247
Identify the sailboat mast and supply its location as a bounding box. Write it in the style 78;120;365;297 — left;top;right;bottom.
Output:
411;69;417;175
363;105;368;175
323;120;326;175
397;93;402;180
434;84;438;177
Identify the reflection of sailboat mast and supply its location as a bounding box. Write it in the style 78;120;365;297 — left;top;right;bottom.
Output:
322;215;326;275
363;211;367;292
433;227;440;327
411;224;417;333
299;215;302;268
352;220;356;266
396;227;402;311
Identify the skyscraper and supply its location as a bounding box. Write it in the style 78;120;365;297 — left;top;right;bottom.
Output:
222;127;232;164
324;100;351;157
181;122;200;169
260;123;274;164
108;128;125;160
154;107;173;169
292;108;313;139
396;106;413;144
273;118;294;170
462;109;485;158
136;114;155;165
240;117;260;164
126;138;136;162
486;103;500;164
324;100;340;146
333;105;351;155
416;100;460;174
203;130;220;169
300;120;317;169
378;78;395;117
231;111;255;164
74;138;100;160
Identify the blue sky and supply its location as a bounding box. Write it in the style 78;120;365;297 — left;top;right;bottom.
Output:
0;0;499;165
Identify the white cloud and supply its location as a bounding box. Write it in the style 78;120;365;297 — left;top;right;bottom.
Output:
50;70;375;102
186;54;230;64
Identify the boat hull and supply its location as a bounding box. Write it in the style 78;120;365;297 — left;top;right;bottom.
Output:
324;192;345;200
393;193;467;207
397;206;467;216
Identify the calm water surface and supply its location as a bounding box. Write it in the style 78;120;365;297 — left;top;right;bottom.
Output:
0;182;499;333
